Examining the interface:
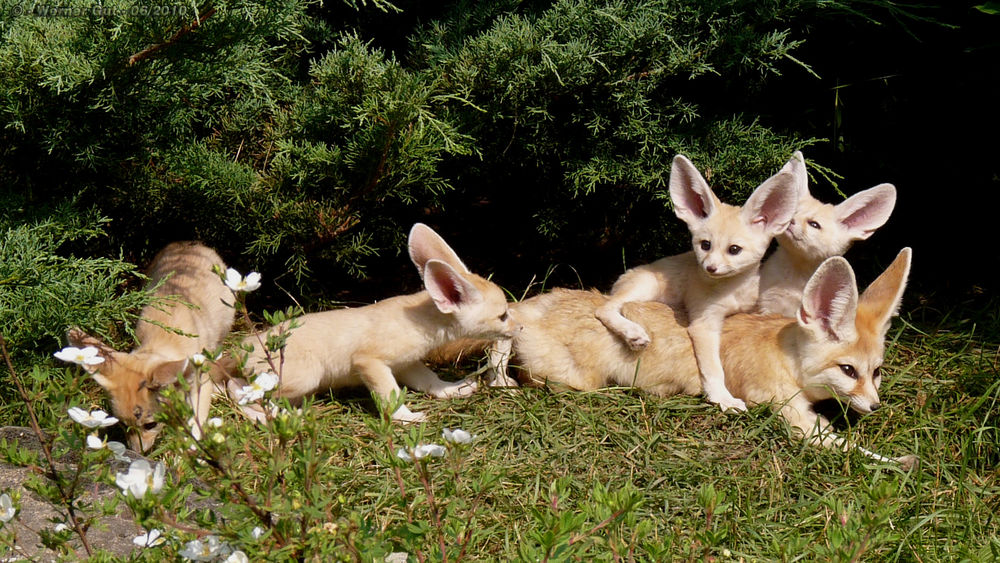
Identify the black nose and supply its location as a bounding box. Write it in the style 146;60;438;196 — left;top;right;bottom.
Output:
870;403;881;411
706;265;717;274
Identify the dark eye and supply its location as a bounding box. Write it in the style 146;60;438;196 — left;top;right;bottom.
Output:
873;367;881;380
728;245;742;255
499;311;509;322
808;220;821;229
839;364;857;379
142;421;159;431
700;240;711;251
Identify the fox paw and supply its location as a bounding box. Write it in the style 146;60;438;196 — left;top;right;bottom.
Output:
615;323;650;350
707;393;747;413
391;406;427;424
431;379;478;399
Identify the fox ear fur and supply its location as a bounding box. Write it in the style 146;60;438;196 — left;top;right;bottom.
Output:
777;150;809;200
741;168;799;235
857;247;912;337
669;155;719;225
423;259;482;314
798;256;859;342
836;183;897;241
408;223;470;277
66;328;117;375
149;358;191;390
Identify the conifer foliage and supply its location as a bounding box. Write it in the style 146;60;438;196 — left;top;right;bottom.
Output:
1;0;842;289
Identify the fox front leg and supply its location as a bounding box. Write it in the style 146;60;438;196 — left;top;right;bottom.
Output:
353;356;427;423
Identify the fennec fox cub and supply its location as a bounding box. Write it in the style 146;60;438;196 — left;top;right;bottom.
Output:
595;154;799;411
68;242;235;452
758;151;897;317
239;223;517;423
499;248;915;468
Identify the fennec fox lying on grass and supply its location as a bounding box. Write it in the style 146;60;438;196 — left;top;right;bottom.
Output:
496;248;915;468
595;154;799;411
69;242;235;452
758;151;897;316
239;223;517;423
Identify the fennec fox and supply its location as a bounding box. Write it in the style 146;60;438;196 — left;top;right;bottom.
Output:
239;223;517;423
498;248;915;467
595;154;799;411
758;151;897;317
68;242;235;452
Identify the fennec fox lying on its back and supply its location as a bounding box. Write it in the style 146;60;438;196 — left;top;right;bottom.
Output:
595;154;799;411
69;242;235;452
495;248;916;468
758;151;897;317
239;223;517;423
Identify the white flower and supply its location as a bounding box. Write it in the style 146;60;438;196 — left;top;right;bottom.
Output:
0;494;15;523
191;353;207;366
225;268;262;292
53;522;70;532
396;443;447;462
54;346;105;367
86;433;104;450
179;535;231;561
206;417;223;428
115;459;165;498
251;526;265;540
133;528;166;547
224;551;249;563
68;407;119;428
442;428;475;444
236;372;279;405
106;441;129;462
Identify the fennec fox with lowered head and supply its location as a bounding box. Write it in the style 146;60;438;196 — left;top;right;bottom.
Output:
239;223;517;423
595;154;799;411
758;151;897;317
68;241;235;452
493;248;915;468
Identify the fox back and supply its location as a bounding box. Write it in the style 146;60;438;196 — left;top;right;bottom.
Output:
759;152;897;316
69;241;235;451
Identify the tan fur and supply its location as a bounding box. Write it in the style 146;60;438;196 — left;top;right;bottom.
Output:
239;224;517;423
498;248;915;468
595;154;799;411
68;242;235;452
759;152;897;317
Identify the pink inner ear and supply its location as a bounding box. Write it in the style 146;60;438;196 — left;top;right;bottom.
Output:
424;261;470;313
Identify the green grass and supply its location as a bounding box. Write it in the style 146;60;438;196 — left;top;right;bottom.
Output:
3;308;998;561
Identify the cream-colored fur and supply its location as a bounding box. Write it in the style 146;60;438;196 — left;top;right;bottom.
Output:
494;248;915;468
239;223;516;423
759;152;897;317
595;154;799;411
69;242;235;452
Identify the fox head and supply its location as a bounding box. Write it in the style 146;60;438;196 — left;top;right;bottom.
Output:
408;223;517;341
67;328;190;452
670;154;799;279
778;152;897;265
794;248;912;414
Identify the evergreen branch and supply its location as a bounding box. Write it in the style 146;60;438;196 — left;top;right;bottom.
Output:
127;7;218;66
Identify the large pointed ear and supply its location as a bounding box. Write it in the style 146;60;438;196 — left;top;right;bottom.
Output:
797;256;859;342
148;358;191;390
66;328;117;375
836;183;896;241
740;169;799;236
408;223;470;278
669;155;719;226
857;247;911;337
778;151;810;200
423;259;483;314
